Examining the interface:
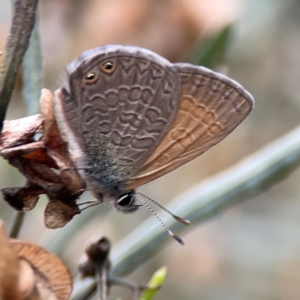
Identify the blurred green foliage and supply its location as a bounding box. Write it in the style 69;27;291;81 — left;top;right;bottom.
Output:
187;24;232;69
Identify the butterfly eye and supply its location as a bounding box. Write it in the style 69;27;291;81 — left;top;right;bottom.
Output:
85;72;97;83
100;60;116;73
114;191;139;213
117;192;134;206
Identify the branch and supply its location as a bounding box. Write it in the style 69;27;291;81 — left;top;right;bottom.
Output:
0;0;39;132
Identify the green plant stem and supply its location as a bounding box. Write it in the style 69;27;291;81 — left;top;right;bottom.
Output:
71;124;300;299
22;11;43;115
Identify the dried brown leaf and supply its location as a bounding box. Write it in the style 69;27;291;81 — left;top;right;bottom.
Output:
45;200;80;229
10;239;73;300
0;221;22;300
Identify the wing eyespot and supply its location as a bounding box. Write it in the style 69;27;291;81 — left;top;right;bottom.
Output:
84;72;97;83
100;60;116;74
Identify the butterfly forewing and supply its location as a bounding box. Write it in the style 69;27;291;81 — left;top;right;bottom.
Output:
128;63;254;188
55;46;182;192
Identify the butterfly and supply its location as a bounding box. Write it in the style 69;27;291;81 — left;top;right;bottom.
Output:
54;45;254;216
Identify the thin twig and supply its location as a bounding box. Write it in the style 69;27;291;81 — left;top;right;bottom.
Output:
96;264;108;300
0;0;39;132
9;211;25;238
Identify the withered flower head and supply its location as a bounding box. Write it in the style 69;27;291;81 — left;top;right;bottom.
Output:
0;89;85;228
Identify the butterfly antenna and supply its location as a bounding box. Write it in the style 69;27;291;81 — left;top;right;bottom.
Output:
137;192;190;225
135;194;185;245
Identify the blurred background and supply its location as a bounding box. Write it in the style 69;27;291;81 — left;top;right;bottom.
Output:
1;0;300;299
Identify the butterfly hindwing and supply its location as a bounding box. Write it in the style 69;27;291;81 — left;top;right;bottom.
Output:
128;63;254;188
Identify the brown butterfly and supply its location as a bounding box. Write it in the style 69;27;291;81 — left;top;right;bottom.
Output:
54;45;253;221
